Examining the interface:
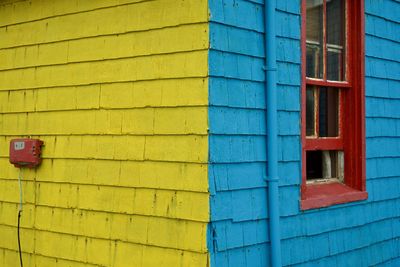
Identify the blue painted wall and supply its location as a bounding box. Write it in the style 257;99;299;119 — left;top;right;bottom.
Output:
208;0;400;266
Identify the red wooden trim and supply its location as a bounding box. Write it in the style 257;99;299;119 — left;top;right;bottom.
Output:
359;0;366;191
304;138;343;150
349;0;366;191
342;0;366;191
301;0;307;199
301;182;368;210
306;78;351;88
300;0;366;207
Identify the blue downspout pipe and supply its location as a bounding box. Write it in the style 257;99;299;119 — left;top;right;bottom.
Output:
264;0;282;266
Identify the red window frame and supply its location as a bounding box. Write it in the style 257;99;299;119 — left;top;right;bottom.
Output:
301;0;367;210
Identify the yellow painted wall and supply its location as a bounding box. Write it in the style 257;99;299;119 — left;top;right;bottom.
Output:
0;0;209;266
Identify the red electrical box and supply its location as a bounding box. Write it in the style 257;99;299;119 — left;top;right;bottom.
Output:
9;139;43;168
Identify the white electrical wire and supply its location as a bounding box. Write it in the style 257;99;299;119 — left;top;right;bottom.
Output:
18;168;23;212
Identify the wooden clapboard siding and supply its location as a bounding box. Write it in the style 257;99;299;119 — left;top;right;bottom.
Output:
207;0;400;266
0;0;209;266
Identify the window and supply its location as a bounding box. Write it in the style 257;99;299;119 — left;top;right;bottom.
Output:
301;0;367;210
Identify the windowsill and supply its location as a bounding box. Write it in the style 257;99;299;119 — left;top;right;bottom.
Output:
301;182;368;210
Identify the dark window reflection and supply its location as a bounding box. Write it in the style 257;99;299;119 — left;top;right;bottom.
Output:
327;50;343;81
306;86;316;136
327;0;345;81
307;150;344;181
319;87;339;137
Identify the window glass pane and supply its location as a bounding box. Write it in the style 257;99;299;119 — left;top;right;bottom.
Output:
306;86;316;136
327;49;343;80
306;0;324;79
327;0;345;80
319;87;339;137
306;150;344;182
